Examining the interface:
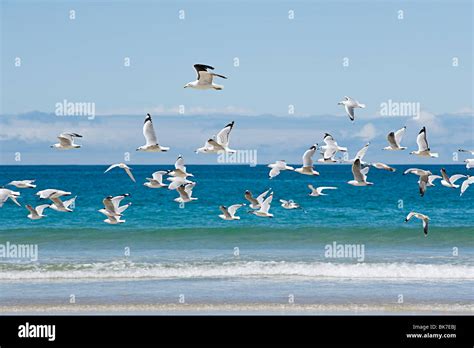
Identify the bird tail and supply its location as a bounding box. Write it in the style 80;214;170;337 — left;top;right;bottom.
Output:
430;153;439;158
359;103;366;108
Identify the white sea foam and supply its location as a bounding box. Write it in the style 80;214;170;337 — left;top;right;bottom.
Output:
0;261;473;281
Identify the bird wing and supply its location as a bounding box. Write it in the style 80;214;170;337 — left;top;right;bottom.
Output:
244;191;259;206
355;143;369;160
216;121;234;147
344;105;355;121
416;127;429;151
25;204;37;215
194;64;214;79
259;194;273;213
440;168;451;185
219;205;231;218
302;147;316;167
175;156;186;172
269;167;280;178
394;127;406;145
103;197;117;214
117;203;131;214
257;189;271;204
177;185;190;201
124;167;136;182
143;114;158;146
352;159;365;182
50;197;66;209
279;199;288;204
450;174;466;184
63;196;76;209
460;177;474;196
323;134;336;146
422;219;429;235
405;212;415;221
184;182;196;195
104;164;120;173
419;176;428;196
227;204;242;217
152;171;165;182
427;175;442;185
58;134;73;146
317;186;337;194
387;132;398;148
111;195;128;210
208;139;225;151
35;204;50;215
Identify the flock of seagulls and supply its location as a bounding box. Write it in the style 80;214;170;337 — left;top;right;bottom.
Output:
1;63;472;236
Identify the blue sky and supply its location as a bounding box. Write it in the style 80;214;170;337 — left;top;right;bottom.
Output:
0;0;472;164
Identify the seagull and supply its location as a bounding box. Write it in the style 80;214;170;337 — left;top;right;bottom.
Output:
36;189;71;200
440;168;466;188
0;188;21;207
99;194;131;223
249;192;274;217
167;177;194;191
244;188;272;209
337;96;366;121
136;113;170;152
295;145;319;175
184;64;227;90
426;174;442;187
458;149;474;155
460;176;474;196
144;171;168;188
104;163;136;182
168;155;193;178
175;183;198;203
268;160;294;179
410;127;438;158
308;185;337;197
280;199;300;209
318;134;347;163
218;204;245;220
464;159;474;169
25;204;50;220
383;126;407;150
7;180;36;189
348;159;373;186
195;121;236;154
405;212;430;236
51;133;82;150
49;196;77;212
403;168;432;197
370;162;396;172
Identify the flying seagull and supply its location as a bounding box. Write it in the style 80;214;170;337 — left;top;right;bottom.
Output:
439;168;466;188
167;177;194;191
184;64;227;90
36;189;71;200
370;162;396;172
318;134;347;163
403;168;432;197
144;171;168;188
7;180;36;189
218;204;245;220
268;160;294;179
405;212;430;236
308;185;337;197
51;133;82;150
249;192;274;217
337;96;366;121
175;183;198;203
280;199;300;209
104;163;136;182
464;159;474;169
384;126;407;150
99;194;131;224
136;113;170;152
195;121;236;154
49;196;77;212
168;155;193;178
244;188;272;209
410;127;438;158
460;176;474;196
0;188;21;207
348;159;373;186
295;145;319;175
25;204;50;220
458;149;474;155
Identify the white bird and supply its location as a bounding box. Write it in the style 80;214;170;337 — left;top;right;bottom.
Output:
318;134;347;163
136;113;170;152
7;180;36;189
168;155;193;178
295;145;319;175
460;176;474;196
184;64;227;90
0;188;21;207
144;171;168;188
104;163;136;182
384;126;407;150
410;127;438;158
458;149;474;155
280;199;300;209
175;183;198;203
405;212;430;236
403;168;432;197
218;204;245;220
308;185;337;197
250;192;274;218
50;133;82;150
244;188;272;209
195;121;236;154
36;189;71;200
370;162;396;172
99;194;131;224
268;160;294;179
426;174;442;187
464;159;474;169
49;196;77;212
167;177;194;191
348;159;373;186
25;204;50;220
337;96;366;121
439;168;466;188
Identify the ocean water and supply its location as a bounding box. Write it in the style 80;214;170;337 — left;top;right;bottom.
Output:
0;164;473;313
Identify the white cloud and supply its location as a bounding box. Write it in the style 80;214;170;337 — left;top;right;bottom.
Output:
353;123;377;142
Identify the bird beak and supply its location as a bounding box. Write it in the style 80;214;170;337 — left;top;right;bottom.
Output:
183;86;187;88
404;219;408;222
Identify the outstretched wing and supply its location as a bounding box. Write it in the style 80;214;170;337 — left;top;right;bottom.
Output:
143;114;158;146
216;121;234;147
